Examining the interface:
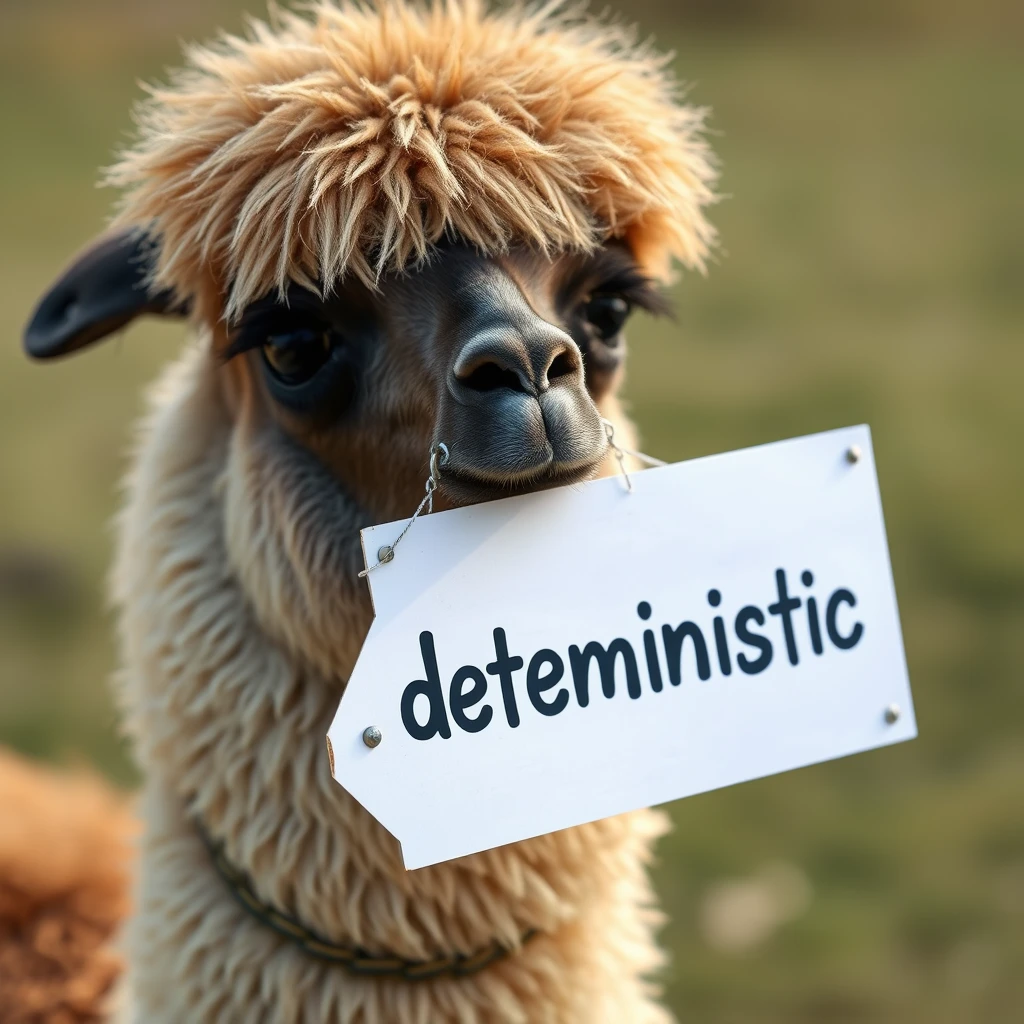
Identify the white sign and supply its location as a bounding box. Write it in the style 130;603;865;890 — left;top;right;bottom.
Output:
328;426;916;870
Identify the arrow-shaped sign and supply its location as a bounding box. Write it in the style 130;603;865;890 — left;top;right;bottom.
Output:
328;425;916;870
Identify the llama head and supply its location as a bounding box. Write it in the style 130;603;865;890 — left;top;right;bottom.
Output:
24;1;716;681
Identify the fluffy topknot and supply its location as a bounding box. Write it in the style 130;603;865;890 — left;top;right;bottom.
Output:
109;0;717;319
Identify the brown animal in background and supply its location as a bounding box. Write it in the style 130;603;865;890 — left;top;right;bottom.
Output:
16;2;716;1020
0;750;135;1023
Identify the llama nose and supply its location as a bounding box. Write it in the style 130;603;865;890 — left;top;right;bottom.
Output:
453;326;581;397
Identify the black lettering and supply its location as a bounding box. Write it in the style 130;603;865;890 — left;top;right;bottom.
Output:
806;599;824;655
643;629;663;692
449;665;492;733
802;570;824;655
661;622;711;685
713;617;732;675
768;568;802;665
569;639;641;706
401;578;861;735
486;627;524;728
826;588;864;649
526;650;569;716
638;600;663;692
708;589;732;675
735;605;773;674
401;632;453;740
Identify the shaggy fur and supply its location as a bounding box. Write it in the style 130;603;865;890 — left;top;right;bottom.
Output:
111;336;673;1023
14;3;722;1020
107;0;716;319
0;750;135;1023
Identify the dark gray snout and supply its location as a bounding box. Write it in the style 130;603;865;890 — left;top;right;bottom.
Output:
452;323;580;397
434;260;607;502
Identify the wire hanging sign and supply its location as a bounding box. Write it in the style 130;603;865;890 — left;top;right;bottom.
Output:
358;425;668;576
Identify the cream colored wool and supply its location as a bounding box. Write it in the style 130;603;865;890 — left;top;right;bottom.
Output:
113;345;673;1023
99;2;720;1020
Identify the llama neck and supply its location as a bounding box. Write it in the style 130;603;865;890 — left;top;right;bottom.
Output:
113;349;669;1020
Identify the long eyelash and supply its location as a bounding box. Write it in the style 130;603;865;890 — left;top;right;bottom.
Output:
222;286;328;363
594;268;673;318
222;307;324;364
568;247;674;318
221;332;264;363
221;302;285;363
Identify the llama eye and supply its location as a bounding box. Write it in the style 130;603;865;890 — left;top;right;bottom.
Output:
583;294;631;343
261;327;333;386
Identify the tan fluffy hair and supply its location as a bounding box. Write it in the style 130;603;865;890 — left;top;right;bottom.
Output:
0;750;136;1023
108;0;716;318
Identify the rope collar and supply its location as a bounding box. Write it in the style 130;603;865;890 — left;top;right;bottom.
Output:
198;821;538;981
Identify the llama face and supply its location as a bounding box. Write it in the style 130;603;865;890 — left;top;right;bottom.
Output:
25;233;663;512
219;240;666;507
25;230;667;679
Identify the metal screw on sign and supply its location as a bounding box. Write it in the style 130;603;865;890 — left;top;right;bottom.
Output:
362;726;382;749
884;704;901;725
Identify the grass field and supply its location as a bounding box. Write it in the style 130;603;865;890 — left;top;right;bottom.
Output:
1;3;1022;1021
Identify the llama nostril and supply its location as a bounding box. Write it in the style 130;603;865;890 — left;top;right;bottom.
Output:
545;349;578;385
460;361;530;394
453;327;578;397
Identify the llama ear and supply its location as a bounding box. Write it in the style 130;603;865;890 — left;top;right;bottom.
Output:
23;229;189;360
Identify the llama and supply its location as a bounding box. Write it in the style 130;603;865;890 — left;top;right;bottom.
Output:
21;2;716;1020
0;749;135;1023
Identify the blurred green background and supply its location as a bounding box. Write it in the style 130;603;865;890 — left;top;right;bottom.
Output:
1;1;1022;1020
